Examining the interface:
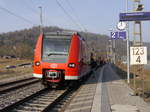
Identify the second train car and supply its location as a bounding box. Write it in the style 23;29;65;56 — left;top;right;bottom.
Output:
33;32;91;87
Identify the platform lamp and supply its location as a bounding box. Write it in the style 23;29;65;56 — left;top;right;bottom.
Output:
135;4;144;11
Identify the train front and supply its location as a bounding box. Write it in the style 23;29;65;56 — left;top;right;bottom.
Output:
33;32;72;87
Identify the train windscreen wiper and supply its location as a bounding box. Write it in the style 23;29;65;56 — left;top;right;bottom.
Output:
47;52;68;56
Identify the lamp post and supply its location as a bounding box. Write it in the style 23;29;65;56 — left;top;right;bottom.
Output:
109;29;116;64
126;0;130;84
133;0;145;97
39;6;43;33
108;39;113;63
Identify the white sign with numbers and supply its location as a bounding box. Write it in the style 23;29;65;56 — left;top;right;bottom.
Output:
130;46;147;65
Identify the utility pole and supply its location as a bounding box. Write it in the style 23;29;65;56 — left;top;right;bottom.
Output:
113;39;116;64
108;39;113;63
39;6;43;33
133;0;143;45
133;0;144;96
109;29;116;64
126;0;130;84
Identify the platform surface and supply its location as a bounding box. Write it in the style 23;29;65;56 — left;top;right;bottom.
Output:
65;64;150;112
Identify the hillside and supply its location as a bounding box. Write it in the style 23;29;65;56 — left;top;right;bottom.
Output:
0;26;149;60
0;26;109;59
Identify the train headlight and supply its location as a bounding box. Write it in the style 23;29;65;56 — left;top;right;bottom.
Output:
68;63;76;68
35;61;40;66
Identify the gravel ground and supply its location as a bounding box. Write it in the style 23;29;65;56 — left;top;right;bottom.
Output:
0;82;44;110
0;73;32;85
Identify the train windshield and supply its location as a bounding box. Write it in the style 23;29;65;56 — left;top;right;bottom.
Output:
42;37;71;63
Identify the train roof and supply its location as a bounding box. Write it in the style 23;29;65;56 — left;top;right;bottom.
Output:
43;31;84;40
44;31;80;36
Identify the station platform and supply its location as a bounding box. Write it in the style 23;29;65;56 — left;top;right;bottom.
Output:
65;64;150;112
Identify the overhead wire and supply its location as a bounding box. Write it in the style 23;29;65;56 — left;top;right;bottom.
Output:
56;0;89;45
64;0;87;32
63;0;89;44
58;0;89;48
0;4;36;25
30;0;36;5
55;0;84;31
23;0;39;15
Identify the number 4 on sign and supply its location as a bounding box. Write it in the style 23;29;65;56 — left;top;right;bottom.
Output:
136;56;141;63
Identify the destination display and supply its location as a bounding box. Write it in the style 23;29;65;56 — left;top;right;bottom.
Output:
120;12;150;21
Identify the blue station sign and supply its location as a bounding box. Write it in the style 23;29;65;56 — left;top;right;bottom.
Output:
111;32;118;39
120;12;150;21
111;31;126;40
119;31;126;39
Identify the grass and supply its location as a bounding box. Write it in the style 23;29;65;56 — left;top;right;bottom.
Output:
115;62;150;102
0;58;33;80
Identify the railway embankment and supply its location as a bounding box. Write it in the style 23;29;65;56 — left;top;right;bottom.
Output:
114;62;150;103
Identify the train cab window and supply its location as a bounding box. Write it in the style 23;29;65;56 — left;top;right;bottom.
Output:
42;37;71;63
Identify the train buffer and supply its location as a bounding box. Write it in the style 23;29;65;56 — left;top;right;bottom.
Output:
64;64;150;112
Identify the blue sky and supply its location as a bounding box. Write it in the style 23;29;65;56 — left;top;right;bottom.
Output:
0;0;150;42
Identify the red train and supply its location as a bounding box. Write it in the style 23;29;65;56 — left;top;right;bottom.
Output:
33;32;91;87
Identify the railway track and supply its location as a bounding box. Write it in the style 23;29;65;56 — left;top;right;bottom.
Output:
0;69;94;112
1;86;80;112
0;77;40;94
0;82;45;110
0;77;88;112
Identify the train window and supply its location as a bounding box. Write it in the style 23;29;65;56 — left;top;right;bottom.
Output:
42;38;71;63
